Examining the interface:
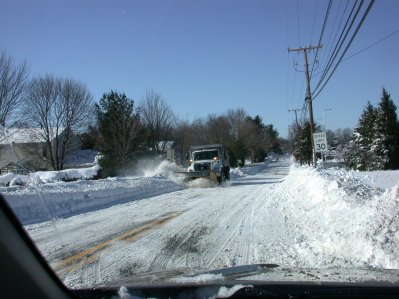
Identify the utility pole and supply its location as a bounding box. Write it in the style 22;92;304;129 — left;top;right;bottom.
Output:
288;108;301;130
288;44;322;167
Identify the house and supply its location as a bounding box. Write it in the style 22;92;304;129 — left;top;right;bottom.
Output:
63;149;100;169
0;128;80;174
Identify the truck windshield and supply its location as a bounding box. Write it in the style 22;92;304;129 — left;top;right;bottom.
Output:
193;150;219;161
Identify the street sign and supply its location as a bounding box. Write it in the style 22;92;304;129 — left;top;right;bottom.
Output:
313;132;328;152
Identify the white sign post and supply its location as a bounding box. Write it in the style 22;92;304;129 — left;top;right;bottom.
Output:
313;132;328;153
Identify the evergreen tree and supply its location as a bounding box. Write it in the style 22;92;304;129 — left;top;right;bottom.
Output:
374;88;399;169
292;121;315;166
245;115;267;162
348;102;379;170
348;89;399;170
95;91;142;176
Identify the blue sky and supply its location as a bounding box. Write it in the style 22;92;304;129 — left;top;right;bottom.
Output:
1;0;398;138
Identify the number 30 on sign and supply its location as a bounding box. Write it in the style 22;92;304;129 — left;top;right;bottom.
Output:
313;132;328;152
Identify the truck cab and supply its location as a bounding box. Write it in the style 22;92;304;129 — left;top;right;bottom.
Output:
186;144;230;183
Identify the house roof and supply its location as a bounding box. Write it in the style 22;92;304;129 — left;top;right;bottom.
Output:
0;128;65;145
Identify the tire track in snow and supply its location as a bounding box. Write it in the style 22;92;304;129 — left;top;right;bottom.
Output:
145;189;250;272
48;155;291;287
54;211;182;276
143;158;292;274
205;186;271;268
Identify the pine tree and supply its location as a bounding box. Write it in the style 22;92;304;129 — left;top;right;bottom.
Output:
95;91;142;176
292;121;315;166
348;102;379;170
374;88;399;169
348;89;399;171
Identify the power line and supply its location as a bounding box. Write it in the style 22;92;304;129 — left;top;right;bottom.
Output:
314;0;349;83
313;0;376;100
312;0;363;95
310;0;333;79
343;27;399;61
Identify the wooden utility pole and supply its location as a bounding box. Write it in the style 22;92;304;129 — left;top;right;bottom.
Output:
288;108;301;129
288;44;322;167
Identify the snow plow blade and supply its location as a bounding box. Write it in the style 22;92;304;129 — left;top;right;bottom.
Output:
174;171;218;182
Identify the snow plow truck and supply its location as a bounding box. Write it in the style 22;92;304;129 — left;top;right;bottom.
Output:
175;144;230;184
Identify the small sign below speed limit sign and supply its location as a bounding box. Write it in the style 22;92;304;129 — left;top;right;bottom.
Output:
313;132;328;152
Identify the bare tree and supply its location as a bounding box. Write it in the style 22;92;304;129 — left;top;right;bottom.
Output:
225;108;248;140
139;89;176;155
0;51;29;126
189;118;209;145
173;119;192;165
24;75;94;170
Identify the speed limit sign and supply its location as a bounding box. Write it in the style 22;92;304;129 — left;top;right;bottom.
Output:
313;132;328;152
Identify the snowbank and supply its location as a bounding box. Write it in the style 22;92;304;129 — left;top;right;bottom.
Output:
32;165;101;183
3;158;233;224
1;160;185;225
0;165;101;187
3;175;184;225
276;163;399;269
0;173;30;186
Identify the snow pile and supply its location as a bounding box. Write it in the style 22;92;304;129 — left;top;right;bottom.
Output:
0;165;101;187
276;164;399;269
352;170;399;189
0;173;30;186
31;165;101;183
3;175;183;225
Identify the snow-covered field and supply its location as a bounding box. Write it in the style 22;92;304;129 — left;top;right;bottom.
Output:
2;155;399;289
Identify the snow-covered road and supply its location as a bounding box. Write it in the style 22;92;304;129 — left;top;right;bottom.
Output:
26;156;296;288
21;155;399;288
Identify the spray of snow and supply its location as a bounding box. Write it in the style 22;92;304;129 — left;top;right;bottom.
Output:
133;159;224;188
133;158;185;181
141;160;178;178
186;178;218;188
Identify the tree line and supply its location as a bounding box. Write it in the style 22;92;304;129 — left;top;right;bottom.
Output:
84;91;280;176
1;51;280;177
